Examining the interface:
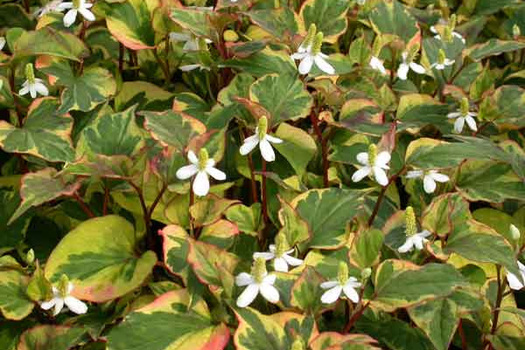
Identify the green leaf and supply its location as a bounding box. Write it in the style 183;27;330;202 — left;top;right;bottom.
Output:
456;160;525;202
309;332;381;350
106;0;158;50
0;187;31;250
481;86;525;126
38;58;116;114
44;215;157;302
0;270;34;320
472;208;521;244
273;123;317;178
247;8;299;39
142;110;206;150
407;298;459;350
277;197;310;247
350;229;384;269
224;48;297;78
10;168;80;224
290;267;325;314
170;8;214;39
487;335;525;350
396;94;449;127
14;28;88;61
114;81;173;112
422;193;471;238
17;326;85;350
26;263;52;302
372;260;466;312
0;4;34;30
0;98;75;162
107;290;230;350
369;1;419;43
443;219;520;278
190;196;240;227
300;0;349;43
225;203;262;236
466;40;525;61
249;74;313;127
293;188;362;249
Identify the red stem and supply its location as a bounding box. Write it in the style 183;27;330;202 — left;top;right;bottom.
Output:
309;110;329;187
261;160;268;223
367;167;405;227
72;192;95;218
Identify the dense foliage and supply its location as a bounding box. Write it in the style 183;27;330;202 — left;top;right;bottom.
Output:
0;0;525;349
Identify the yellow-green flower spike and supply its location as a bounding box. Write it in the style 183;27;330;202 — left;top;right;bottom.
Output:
368;144;377;166
25;63;35;84
312;32;324;56
460;97;469;116
58;274;69;298
449;14;457;29
73;0;80;9
252;257;267;284
405;206;417;236
291;339;305;350
438;49;447;64
198;148;209;170
443;26;453;42
337;262;349;285
275;233;288;258
258;116;268;140
302;23;317;49
408;44;420;60
513;24;521;39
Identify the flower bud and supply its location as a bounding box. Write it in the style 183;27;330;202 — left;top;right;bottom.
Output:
337;262;349;285
405;206;417;236
361;267;372;280
26;249;35;265
513;24;521;39
198;148;209;170
223;30;239;42
252;257;267;284
510;224;521;241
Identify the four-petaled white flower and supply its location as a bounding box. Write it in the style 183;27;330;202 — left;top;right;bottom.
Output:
430;25;466;44
41;279;88;316
406;169;450;194
176;149;226;197
235;257;280;307
291;24;335;75
19;63;48;99
447;98;477;133
0;37;5;51
58;0;95;28
240;116;283;162
431;49;455;71
397;51;426;80
352;144;391;186
369;56;387;75
169;32;212;52
507;261;525;290
320;262;361;304
398;206;431;253
253;234;303;272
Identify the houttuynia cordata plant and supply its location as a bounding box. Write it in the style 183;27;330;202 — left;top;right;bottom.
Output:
0;0;524;349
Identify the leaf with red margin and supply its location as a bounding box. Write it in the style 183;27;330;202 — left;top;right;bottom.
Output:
107;290;230;350
190;195;240;227
309;332;381;350
17;325;85;350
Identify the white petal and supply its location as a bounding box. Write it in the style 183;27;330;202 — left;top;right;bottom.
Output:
253;252;275;260
352;167;371;183
0;37;5;51
265;135;283;144
445;59;455;66
269;245;276;253
373;167;389;186
180;64;200;72
430;26;438;34
192;171;210;197
259;283;280;303
453;31;466;44
291;52;308;60
375;151;391;168
235;272;254;287
206;166;226;181
79;8;95;21
406;170;424;179
418;230;432;238
320;281;339;289
413;236;427;250
447;112;461;119
429;172;449;183
53;298;65;316
356;152;369;165
175;164;198;180
169;32;191;42
298;55;314;75
236;284;259;307
240;135;259;155
187;150;198;164
63;9;78;27
507;272;524;290
58;2;73;10
454;117;465;133
82;2;94;9
283;254;303;267
342;284;360;303
465;115;477;131
64;297;88;314
183;40;199;51
206;159;216;168
40;298;57;310
263;274;276;285
409;62;426;74
398;237;414;253
29;85;37;99
397;63;409;80
518;261;525;272
273;257;288;272
314;55;335;75
19;86;29;96
67;283;74;294
423;175;437;193
259;138;276;162
35;82;49;96
321;285;343;304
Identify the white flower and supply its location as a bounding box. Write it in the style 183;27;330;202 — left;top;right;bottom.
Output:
253;234;303;272
34;0;63;18
240;116;283;162
235;258;279;307
175;149;226;197
19;63;48;99
58;0;95;28
179;64;210;72
447;111;477;133
169;32;212;52
397;230;432;253
406;169;450;194
430;26;466;44
352;144;390;186
507;261;525;290
320;262;361;304
397;52;426;80
369;56;387;75
41;282;88;316
0;37;5;51
291;24;334;75
431;49;455;70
